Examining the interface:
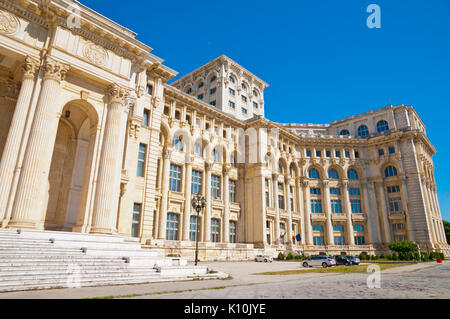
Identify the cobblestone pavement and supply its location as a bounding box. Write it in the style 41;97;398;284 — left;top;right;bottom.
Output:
131;262;450;299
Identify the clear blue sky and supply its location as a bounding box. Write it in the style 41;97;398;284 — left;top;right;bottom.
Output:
80;0;450;221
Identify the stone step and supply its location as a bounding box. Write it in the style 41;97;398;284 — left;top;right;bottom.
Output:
0;269;160;280
0;246;84;253
0;260;127;267
0;255;124;262
0;275;197;293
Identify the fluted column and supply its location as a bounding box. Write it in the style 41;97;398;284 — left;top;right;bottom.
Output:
303;180;313;245
342;181;355;245
8;59;69;229
375;181;391;243
223;164;231;243
204;162;212;242
0;57;40;224
285;177;293;244
182;161;192;241
90;84;130;234
323;180;334;245
296;177;306;246
272;172;280;243
158;148;172;239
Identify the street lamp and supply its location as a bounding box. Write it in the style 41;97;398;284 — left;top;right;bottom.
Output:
191;193;206;266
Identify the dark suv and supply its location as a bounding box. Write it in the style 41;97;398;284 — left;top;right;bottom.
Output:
334;255;352;266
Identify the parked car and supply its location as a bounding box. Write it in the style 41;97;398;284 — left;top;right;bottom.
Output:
302;255;335;268
327;256;337;266
334;255;352;266
346;256;361;265
255;255;273;263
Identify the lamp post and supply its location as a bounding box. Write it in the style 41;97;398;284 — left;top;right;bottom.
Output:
191;193;206;266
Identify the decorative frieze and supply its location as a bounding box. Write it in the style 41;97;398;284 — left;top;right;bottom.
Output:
83;41;108;66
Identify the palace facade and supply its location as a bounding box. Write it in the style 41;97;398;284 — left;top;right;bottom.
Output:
0;0;448;259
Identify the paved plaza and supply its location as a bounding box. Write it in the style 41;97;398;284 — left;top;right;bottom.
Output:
0;260;448;299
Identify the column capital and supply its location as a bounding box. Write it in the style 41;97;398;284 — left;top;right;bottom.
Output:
42;59;70;83
321;180;330;188
272;172;279;181
107;84;131;105
22;56;40;80
223;163;232;176
163;148;172;160
205;161;213;171
284;176;292;185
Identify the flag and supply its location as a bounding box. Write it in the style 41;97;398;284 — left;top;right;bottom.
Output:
296;234;301;242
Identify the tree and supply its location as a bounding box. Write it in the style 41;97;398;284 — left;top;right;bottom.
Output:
388;240;418;254
443;220;450;245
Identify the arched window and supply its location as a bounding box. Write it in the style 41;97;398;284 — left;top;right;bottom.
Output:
253;90;258;97
228;76;235;84
328;168;339;180
210;75;217;83
377;120;389;133
340;129;350;136
173;136;183;151
198;82;204;89
230;154;236;167
357;125;369;138
194;142;202;156
385;166;398;177
213;148;220;162
347;169;359;180
309;168;320;179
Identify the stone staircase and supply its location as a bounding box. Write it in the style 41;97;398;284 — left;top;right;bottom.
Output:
0;229;221;293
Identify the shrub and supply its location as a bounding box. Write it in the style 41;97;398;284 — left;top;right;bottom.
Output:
389;241;419;255
277;252;285;260
392;252;399;260
294;254;305;260
380;253;385;259
286;253;294;260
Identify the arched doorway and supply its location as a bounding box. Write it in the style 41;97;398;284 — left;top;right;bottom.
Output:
43;100;98;231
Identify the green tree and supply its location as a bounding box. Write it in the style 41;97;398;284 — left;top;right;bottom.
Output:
388;240;419;255
443;220;450;244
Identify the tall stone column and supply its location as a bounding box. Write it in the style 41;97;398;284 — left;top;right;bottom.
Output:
272;173;280;243
8;59;69;229
223;164;231;243
400;176;415;242
375;181;391;244
323;181;334;246
342;181;355;245
285;177;293;244
204;162;212;242
158;148;172;239
0;56;40;224
182;161;192;241
296;177;306;246
90;84;130;234
303;180;313;245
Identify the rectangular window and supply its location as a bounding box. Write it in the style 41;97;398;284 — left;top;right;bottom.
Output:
349;188;360;196
311;199;322;213
334;236;345;245
387;185;401;193
345;151;350;158
191;170;202;196
229;88;235;96
326;150;331;158
330;188;341;195
354;236;366;245
131;203;141;238
211;218;220;242
143;109;150;127
389;197;403;212
310;188;321;195
241;95;247;102
198;94;204;100
331;199;342;213
278;195;285;210
353;225;364;232
316;150;321;157
229;221;237;243
265;191;270;207
169;164;182;192
351;199;362;214
290;198;294;211
333;225;344;231
392;223;405;231
166;213;179;240
378;149;385;156
306;149;311;157
335;151;341;158
189;216;199;242
229;180;236;203
389;146;395;154
229;101;235;108
211;175;221;199
312;225;324;232
313;236;325;246
210;101;216;106
242;108;247;114
253;102;258;108
137;143;147;177
209;88;216;95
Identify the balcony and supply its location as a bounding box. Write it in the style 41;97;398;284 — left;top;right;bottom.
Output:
310;213;327;222
388;211;406;220
351;213;367;221
331;213;347;221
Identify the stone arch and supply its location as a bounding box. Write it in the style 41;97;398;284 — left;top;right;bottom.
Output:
45;99;99;231
159;121;171;147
